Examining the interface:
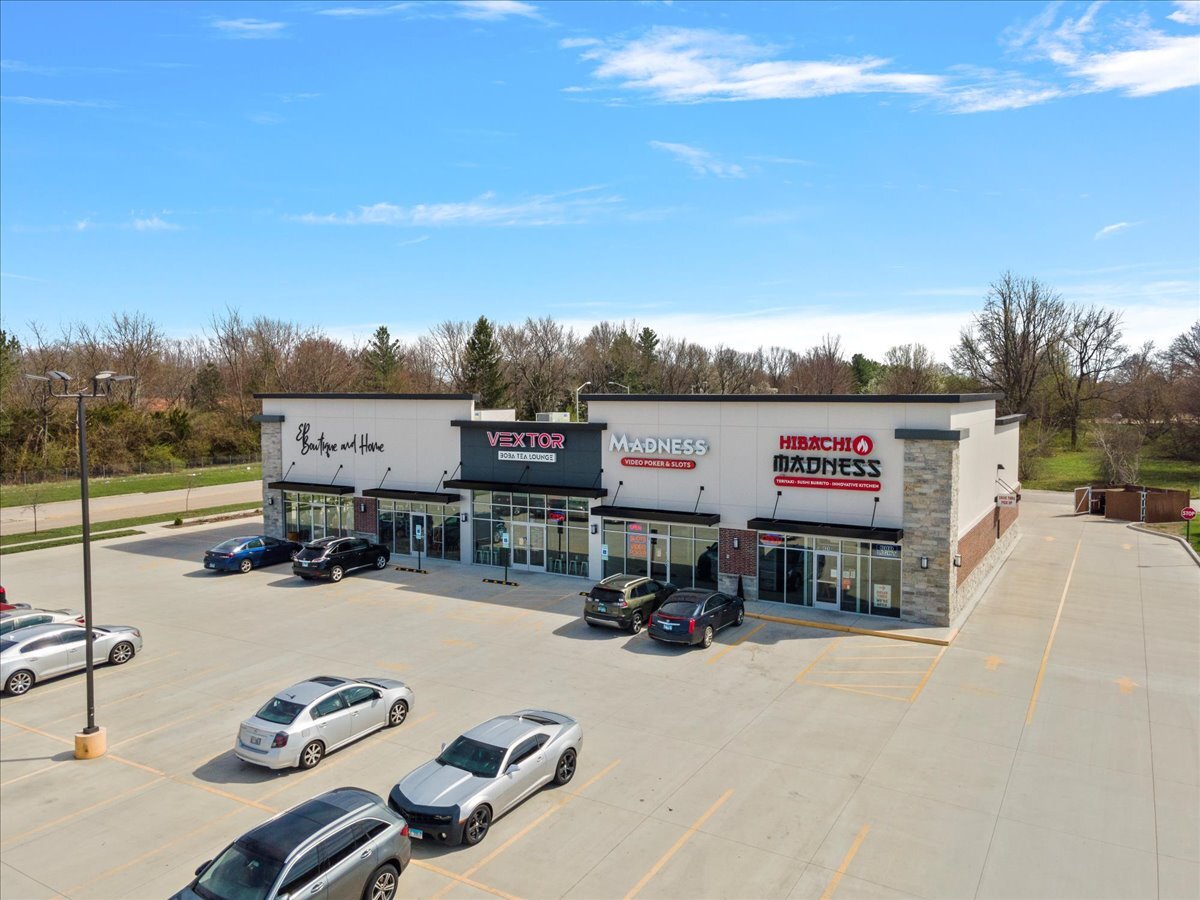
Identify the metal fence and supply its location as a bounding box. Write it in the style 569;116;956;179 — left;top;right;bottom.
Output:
0;454;262;486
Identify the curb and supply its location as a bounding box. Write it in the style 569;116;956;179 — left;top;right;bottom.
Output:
1127;523;1200;567
744;611;954;646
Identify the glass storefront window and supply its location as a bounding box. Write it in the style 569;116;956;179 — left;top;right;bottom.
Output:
284;492;353;542
755;532;903;618
601;519;718;589
376;499;460;562
474;491;589;576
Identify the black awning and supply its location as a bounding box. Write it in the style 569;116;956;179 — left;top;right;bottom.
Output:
444;479;607;499
267;481;355;496
362;488;461;505
746;517;903;543
590;505;720;527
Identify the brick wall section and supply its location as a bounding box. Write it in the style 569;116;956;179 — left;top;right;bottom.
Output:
355;496;378;537
900;440;959;627
717;527;759;600
954;505;1020;621
261;420;284;538
957;503;1018;586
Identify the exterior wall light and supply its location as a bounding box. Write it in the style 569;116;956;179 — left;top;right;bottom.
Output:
920;556;929;569
953;554;962;568
732;537;740;549
462;512;469;523
590;523;598;535
267;496;274;506
359;502;366;513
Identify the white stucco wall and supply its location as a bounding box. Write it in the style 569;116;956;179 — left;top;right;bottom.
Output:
952;403;1020;539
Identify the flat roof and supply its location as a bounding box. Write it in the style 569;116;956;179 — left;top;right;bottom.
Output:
581;392;1002;404
254;392;477;400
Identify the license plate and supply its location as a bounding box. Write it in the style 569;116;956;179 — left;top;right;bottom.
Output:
597;604;606;613
300;561;310;567
250;736;261;746
205;561;213;568
661;622;673;629
409;828;423;840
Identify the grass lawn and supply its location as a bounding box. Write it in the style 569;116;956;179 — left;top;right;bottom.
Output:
0;530;146;556
0;501;262;547
1024;449;1200;495
0;462;262;508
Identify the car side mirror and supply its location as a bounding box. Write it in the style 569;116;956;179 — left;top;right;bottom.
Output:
194;859;212;877
506;762;520;775
440;741;447;752
373;691;383;700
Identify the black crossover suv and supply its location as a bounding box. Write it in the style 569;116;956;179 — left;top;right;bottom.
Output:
292;537;391;582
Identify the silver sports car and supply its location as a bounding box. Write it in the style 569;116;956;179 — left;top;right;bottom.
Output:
236;675;414;770
0;623;142;695
387;709;582;845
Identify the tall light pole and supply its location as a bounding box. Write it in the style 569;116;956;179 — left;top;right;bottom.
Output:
25;370;133;760
607;381;631;394
573;381;591;422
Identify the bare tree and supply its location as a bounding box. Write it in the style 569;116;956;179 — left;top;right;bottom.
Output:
952;272;1068;415
499;317;578;416
23;483;49;535
656;338;711;393
104;311;164;405
1115;343;1172;440
709;345;763;394
424;320;472;390
878;344;943;394
763;346;797;392
1050;305;1125;450
792;335;853;393
207;308;253;420
1092;423;1142;484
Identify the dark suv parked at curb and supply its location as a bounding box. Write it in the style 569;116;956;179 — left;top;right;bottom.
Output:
172;787;410;900
584;575;677;633
648;589;744;648
292;537;391;583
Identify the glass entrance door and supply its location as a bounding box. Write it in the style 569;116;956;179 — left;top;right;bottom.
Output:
813;543;841;610
410;513;430;557
510;523;546;571
649;532;668;583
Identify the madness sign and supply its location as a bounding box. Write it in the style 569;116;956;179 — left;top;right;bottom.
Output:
610;433;709;470
773;433;882;492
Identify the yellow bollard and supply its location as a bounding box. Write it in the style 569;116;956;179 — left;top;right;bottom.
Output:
74;727;107;759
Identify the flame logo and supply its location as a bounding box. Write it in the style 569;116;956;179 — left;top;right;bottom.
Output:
853;435;873;456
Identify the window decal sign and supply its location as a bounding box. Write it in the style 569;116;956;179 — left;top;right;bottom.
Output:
773;433;882;492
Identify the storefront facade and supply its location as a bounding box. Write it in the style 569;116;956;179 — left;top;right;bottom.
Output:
255;391;1020;627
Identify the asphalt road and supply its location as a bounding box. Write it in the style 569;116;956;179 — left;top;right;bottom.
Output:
0;481;262;535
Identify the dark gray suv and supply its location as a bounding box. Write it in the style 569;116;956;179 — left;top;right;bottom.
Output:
584;574;676;633
172;787;410;900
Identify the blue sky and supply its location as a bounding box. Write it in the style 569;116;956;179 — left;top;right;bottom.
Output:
2;0;1197;360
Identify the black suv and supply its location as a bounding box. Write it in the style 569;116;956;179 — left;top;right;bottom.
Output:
293;537;390;583
584;575;677;633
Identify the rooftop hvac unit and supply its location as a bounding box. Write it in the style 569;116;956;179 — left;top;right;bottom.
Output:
535;412;570;423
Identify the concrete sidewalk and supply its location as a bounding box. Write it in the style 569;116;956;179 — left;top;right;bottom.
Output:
0;480;262;535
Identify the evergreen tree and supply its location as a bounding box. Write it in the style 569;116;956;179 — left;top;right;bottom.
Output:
463;316;506;407
362;325;402;390
636;326;659;391
851;353;884;393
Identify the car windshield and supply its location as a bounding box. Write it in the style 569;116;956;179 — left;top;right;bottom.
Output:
436;735;506;779
255;697;305;725
657;599;700;617
295;547;325;561
193;841;284;900
212;540;246;553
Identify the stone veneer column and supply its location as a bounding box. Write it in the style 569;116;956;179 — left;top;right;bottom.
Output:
258;418;284;538
900;438;960;626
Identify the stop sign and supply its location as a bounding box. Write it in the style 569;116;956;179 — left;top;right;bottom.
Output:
1183;507;1197;521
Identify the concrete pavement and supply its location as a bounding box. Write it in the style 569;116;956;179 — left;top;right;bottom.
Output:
0;480;262;535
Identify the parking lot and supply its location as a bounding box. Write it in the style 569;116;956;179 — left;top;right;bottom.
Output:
1;491;1197;899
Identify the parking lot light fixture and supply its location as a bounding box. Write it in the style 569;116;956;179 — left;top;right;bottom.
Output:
24;370;134;759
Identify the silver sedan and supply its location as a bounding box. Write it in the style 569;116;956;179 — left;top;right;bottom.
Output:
1;623;142;695
235;675;414;770
388;709;582;845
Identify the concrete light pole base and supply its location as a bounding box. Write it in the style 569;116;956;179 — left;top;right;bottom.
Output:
74;727;107;759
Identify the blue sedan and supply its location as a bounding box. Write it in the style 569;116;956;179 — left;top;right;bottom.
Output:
204;535;302;574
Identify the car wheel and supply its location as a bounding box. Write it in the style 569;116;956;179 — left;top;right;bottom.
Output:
735;606;745;626
462;804;491;845
5;669;34;695
299;740;325;770
330;565;344;583
363;863;400;900
374;554;387;570
108;641;135;665
554;748;577;785
628;611;644;634
701;625;714;649
387;699;409;727
238;558;253;574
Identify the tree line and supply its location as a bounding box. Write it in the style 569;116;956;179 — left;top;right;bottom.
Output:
0;272;1196;484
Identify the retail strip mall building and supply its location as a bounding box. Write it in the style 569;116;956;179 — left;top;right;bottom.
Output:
254;392;1021;628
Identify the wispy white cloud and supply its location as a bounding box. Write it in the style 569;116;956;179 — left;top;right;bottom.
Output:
1168;1;1200;26
1;59;123;76
277;92;323;103
212;18;287;39
0;271;47;282
317;1;537;20
1095;221;1134;239
1;95;111;107
397;235;430;246
650;140;745;178
565;27;944;103
1075;34;1200;96
132;216;181;232
293;186;621;227
747;154;813;166
75;218;92;231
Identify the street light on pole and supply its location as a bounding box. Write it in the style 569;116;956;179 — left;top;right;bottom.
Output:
607;381;631;394
573;381;591;422
24;369;133;760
